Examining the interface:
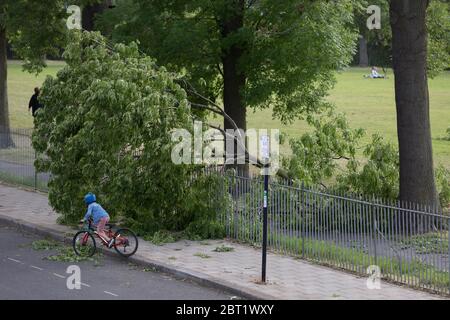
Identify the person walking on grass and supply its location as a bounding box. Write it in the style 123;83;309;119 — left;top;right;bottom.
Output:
28;87;43;117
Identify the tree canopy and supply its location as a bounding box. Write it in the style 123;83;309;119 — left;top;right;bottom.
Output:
33;31;225;237
0;0;67;148
0;0;66;73
97;0;359;124
354;0;450;76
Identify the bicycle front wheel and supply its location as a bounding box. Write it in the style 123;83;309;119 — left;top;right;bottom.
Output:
73;231;97;257
113;228;138;257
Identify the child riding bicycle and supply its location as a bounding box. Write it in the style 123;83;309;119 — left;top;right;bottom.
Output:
81;193;114;248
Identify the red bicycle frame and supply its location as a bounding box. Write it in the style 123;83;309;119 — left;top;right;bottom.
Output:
83;222;128;248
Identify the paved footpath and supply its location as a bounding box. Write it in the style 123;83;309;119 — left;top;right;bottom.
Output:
0;183;444;300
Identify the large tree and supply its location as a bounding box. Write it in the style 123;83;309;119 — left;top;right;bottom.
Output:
355;0;450;73
0;0;66;148
353;0;390;69
33;32;225;237
97;0;359;173
0;25;10;147
389;0;439;206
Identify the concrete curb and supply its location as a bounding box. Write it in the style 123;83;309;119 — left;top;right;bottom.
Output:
0;214;277;300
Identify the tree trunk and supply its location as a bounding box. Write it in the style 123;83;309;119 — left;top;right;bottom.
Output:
219;0;248;176
0;27;14;149
6;43;13;59
359;35;369;67
390;0;438;207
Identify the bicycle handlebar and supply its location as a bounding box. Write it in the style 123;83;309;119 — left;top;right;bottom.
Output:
80;217;94;231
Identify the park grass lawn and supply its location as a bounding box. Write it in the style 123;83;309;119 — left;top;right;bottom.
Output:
247;67;450;170
329;68;450;170
6;61;450;170
7;60;63;129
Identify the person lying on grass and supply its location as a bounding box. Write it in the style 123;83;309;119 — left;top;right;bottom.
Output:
81;193;114;248
364;66;385;79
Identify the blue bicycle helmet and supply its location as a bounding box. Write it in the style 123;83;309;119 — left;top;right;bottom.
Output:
84;193;96;205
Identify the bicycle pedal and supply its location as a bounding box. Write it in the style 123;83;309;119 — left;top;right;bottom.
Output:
107;239;114;248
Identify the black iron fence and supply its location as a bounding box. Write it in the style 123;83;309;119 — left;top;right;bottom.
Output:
216;171;450;295
0;126;48;191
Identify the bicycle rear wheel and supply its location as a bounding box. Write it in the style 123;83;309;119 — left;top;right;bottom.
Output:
113;228;138;257
73;231;96;257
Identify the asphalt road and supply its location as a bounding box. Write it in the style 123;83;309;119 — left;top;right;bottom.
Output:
0;224;240;300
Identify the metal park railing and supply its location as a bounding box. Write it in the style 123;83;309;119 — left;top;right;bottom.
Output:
217;171;449;295
0;126;48;191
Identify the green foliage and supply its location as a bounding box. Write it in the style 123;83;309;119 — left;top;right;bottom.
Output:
213;245;234;253
143;266;158;272
338;134;399;199
285;111;449;207
185;219;226;240
284;109;365;186
426;0;450;78
33;31;223;237
31;239;61;251
45;245;103;264
443;126;450;141
32;235;102;264
97;0;359;123
354;0;450;76
282;103;449;207
1;0;67;73
144;230;177;245
232;229;449;291
282;109;393;201
194;252;211;259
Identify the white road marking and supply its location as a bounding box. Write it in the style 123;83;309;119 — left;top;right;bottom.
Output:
80;282;91;288
104;291;118;297
53;273;66;279
30;265;44;271
7;258;23;264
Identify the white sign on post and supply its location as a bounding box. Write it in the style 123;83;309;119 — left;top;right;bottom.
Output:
260;135;269;159
260;134;270;176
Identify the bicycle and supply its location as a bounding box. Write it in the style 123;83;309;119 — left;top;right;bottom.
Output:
72;218;138;258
